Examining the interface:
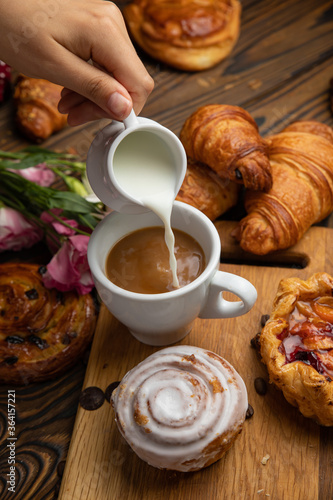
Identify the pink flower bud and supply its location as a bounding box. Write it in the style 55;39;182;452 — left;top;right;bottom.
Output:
0;207;43;252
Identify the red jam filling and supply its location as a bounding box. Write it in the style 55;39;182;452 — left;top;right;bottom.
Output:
277;297;333;380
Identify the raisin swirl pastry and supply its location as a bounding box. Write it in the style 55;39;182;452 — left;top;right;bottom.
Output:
123;0;241;71
0;263;97;384
180;104;272;191
111;345;248;471
259;273;333;426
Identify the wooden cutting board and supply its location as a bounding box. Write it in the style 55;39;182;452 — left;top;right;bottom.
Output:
58;221;333;500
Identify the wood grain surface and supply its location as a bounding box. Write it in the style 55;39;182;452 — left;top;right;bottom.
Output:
59;222;333;500
0;0;332;498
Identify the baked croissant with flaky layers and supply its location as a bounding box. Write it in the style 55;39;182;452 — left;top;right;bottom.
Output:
176;158;240;220
123;0;241;71
259;272;333;426
111;345;248;472
232;120;333;255
14;75;67;143
180;104;272;191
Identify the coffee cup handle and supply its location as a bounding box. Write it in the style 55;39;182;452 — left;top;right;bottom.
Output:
199;270;257;319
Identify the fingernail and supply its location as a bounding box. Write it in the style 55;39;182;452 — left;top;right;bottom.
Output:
106;92;131;119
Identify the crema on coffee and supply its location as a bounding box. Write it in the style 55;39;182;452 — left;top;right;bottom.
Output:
105;226;206;294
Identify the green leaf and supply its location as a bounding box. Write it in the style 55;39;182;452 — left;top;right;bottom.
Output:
49;191;98;214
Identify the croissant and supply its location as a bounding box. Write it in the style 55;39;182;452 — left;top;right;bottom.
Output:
176;157;240;220
180;104;272;191
0;263;97;384
123;0;241;71
14;75;67;142
232;121;333;255
111;345;248;471
259;272;333;426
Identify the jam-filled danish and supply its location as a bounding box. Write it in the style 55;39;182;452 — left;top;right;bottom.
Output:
259;272;333;426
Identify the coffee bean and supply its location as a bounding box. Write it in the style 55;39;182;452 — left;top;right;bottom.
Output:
260;314;270;327
250;333;261;350
254;377;268;395
105;381;120;403
79;386;105;411
246;404;254;419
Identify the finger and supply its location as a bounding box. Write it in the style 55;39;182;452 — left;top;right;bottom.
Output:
58;89;86;113
66;99;112;126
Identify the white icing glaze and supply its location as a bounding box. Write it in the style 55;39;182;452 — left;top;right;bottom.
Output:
111;345;248;471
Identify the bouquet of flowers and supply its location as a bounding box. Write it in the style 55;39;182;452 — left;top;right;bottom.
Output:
0;146;105;295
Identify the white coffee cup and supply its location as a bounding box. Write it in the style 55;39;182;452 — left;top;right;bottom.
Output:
88;201;257;346
86;110;187;213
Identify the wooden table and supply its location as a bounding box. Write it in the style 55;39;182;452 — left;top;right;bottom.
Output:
0;0;333;498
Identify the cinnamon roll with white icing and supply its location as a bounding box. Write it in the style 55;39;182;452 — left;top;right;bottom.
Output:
111;345;248;471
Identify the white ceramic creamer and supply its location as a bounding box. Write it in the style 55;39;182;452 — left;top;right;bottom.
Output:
86;110;187;286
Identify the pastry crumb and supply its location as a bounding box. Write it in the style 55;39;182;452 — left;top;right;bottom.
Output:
261;454;270;465
248;78;263;90
257;489;264;494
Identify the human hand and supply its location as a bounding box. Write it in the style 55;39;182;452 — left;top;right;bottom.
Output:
0;0;154;125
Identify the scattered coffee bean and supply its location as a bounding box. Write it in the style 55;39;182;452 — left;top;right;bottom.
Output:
246;404;254;419
105;381;120;403
25;288;39;300
260;314;270;327
79;386;105;411
254;377;268;395
6;335;24;344
250;333;261;350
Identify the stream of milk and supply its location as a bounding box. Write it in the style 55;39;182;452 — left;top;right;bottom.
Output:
112;131;180;288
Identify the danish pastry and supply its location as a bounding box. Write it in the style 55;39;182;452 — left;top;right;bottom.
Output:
180;104;272;191
233;120;333;254
0;263;97;384
176;157;240;220
111;345;248;471
259;272;333;426
123;0;241;71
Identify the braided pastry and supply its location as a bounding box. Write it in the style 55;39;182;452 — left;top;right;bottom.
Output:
180;104;272;191
123;0;241;71
111;345;248;471
259;272;333;426
0;263;97;384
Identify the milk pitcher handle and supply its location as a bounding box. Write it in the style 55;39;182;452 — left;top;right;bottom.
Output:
123;109;139;129
199;270;257;319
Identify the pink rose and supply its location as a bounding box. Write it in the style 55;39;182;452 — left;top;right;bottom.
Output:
40;209;79;253
42;235;94;295
10;163;55;187
0;206;43;252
